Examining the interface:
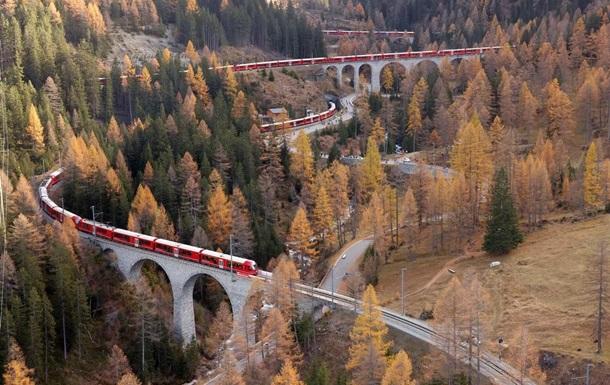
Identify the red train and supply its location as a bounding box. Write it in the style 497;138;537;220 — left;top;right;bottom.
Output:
39;169;259;276
217;46;503;73
322;30;415;38
260;102;336;132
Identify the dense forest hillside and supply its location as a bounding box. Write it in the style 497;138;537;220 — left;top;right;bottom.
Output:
0;0;609;384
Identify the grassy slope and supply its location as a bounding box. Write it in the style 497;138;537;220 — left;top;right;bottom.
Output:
376;214;610;363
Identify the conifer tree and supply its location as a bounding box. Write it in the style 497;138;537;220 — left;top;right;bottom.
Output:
217;350;245;385
230;188;254;257
312;183;334;244
262;308;301;372
117;373;142;385
381;350;416;385
347;285;389;384
268;257;299;318
359;137;383;203
25;104;45;156
290;132;315;190
127;184;159;235
223;67;238;102
545;79;575;138
483;168;522;255
107;116;123;144
184;41;200;64
370;118;385;147
450;115;493;226
271;360;305;385
206;185;233;250
381;67;393;94
3;341;35;385
287;207;317;266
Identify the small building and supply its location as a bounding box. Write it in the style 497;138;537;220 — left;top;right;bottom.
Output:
267;107;289;123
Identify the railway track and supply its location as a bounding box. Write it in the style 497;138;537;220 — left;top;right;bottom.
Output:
295;284;536;385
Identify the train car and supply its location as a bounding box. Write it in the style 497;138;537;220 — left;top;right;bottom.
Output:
154;238;181;258
113;228;141;247
40;168;259;277
94;222;114;240
178;244;204;263
77;219;95;234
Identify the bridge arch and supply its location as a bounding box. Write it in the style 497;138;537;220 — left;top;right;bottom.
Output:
377;62;408;94
177;272;235;346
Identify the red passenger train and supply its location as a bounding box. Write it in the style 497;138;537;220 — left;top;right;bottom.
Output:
218;46;503;73
39;170;259;276
260;102;336;132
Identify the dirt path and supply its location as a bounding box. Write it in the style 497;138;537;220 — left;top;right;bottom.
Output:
404;252;479;297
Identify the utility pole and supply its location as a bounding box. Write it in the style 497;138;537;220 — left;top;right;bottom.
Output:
596;241;606;354
91;206;96;238
400;268;405;314
331;264;334;307
230;234;235;282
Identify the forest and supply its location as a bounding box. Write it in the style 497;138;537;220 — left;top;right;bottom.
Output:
0;0;610;384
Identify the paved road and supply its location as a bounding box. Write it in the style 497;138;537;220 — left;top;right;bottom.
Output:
319;237;372;293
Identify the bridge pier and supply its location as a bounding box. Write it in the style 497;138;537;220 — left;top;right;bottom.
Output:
85;235;253;346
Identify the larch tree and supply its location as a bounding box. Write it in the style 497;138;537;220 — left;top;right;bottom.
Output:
498;69;516;128
287;206;317;269
506;325;546;385
151;204;176;241
271;360;305;385
117;373;142;385
3;341;35;385
103;345;131;385
370;117;386;147
127;184;159;235
434;276;467;384
290;132;315;192
230;187;254;257
382;66;394;94
312;182;335;245
223;67;238;102
25;104;45;156
184;40;200;64
462;69;492;124
231;90;247;120
262;308;301;372
347;285;390;385
584;141;603;211
399;187;418;250
545;79;575;138
205;301;233;359
217;350;246;385
359;137;383;203
324;161;350;245
107;116;123;144
359;192;388;263
483;168;522;255
268;257;299;318
139;67;152;92
206;185;233;251
450;115;493;227
407;78;427;152
381;350;416;385
517;82;538;132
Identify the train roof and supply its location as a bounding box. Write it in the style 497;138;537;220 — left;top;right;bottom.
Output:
179;244;204;253
155;238;182;248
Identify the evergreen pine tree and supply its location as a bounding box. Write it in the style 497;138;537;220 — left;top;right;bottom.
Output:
483;168;522;255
